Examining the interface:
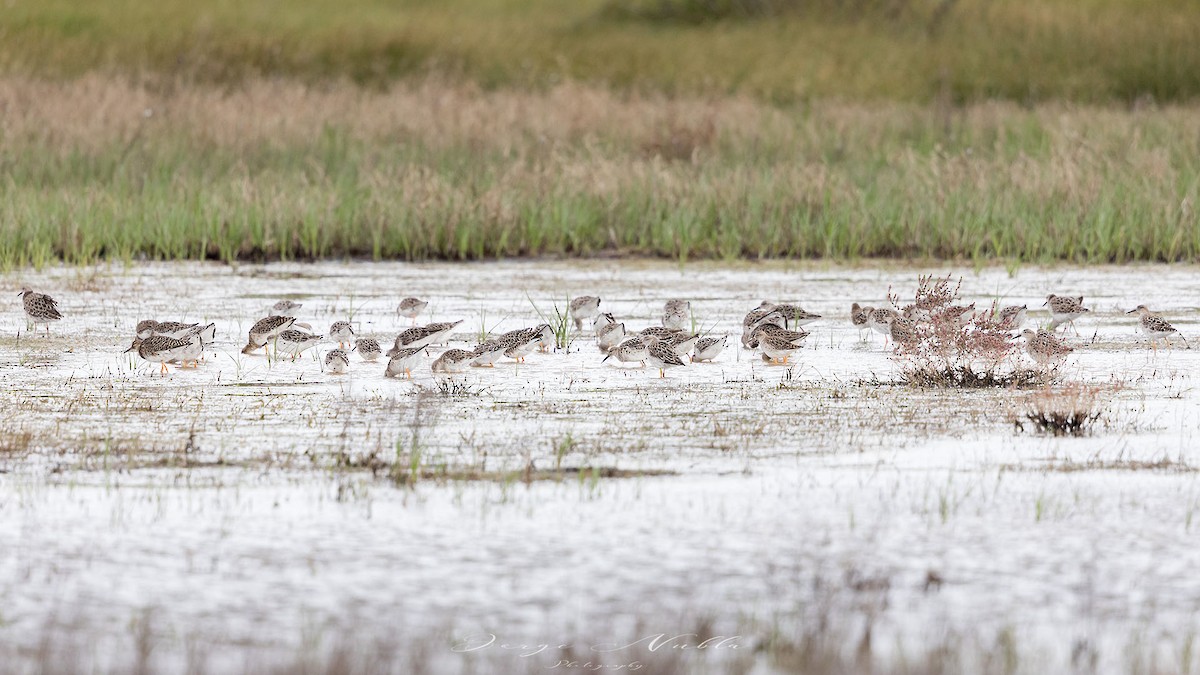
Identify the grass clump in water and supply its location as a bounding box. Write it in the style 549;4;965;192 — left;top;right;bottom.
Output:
1015;383;1114;437
890;275;1047;388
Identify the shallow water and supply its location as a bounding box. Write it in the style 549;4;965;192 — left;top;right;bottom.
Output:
1;260;1198;674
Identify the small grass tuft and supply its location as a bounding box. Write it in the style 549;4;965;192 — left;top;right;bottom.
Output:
527;295;573;351
1015;383;1115;436
429;378;486;397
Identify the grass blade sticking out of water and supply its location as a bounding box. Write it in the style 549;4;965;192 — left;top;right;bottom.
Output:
526;294;573;351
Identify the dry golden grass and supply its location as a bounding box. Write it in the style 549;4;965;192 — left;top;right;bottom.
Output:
1013;383;1123;436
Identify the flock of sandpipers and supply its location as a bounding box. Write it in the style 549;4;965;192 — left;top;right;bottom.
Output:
13;286;1191;378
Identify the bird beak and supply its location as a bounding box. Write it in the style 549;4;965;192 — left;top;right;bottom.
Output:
1041;300;1048;307
1125;308;1136;314
601;354;611;363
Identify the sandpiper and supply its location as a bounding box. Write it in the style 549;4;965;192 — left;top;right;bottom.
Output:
939;303;975;329
569;296;601;331
471;339;507;367
741;306;782;348
692;335;727;362
393;320;463;351
646;339;686;377
759;333;801;365
179;323;215;366
242;315;297;354
425;320;463;346
176;331;206;368
535;323;556;352
133;325;210;368
910;295;943;321
664;299;690;314
397;297;429;324
275;329;323;361
270;300;302;317
664;332;701;357
596;321;627;351
602;337;650;366
18;287;62;337
1022;328;1073;365
995;304;1028;331
135;320;157;339
384;347;423;378
190;322;217;346
593;312;617;330
143;320;202;339
851;303;874;339
885;314;919;346
749;322;808;350
393;325;438;351
770;304;822;329
431;349;475;374
324;349;350;374
127;335;193;374
639;326;682;344
502;328;542;363
353;338;383;362
1044;294;1089;333
868;307;897;344
662;299;690;331
1127;305;1188;351
329;321;355;348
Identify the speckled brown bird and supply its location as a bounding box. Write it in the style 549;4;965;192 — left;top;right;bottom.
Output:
19;287;62;337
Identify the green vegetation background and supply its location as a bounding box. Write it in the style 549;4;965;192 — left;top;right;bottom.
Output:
1;0;1198;266
7;0;1200;103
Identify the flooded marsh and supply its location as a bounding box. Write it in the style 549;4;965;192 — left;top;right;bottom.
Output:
1;260;1198;674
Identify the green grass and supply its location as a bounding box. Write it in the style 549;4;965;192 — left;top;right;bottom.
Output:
0;78;1197;268
1;0;1199;104
2;1;1198;266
